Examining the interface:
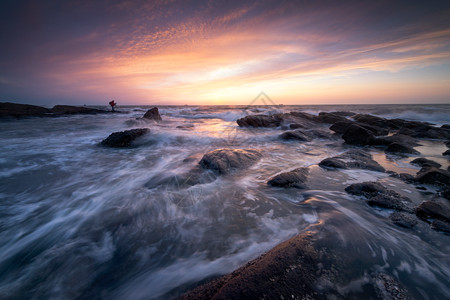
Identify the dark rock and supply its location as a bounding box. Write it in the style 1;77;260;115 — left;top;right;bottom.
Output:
389;172;415;184
431;219;450;234
179;233;328;300
289;111;317;122
329;111;355;117
443;150;450;156
415;201;450;222
346;160;385;172
398;125;450;140
199;149;262;175
316;112;348;124
415;167;450;187
279;130;311;141
345;182;387;198
367;191;412;212
319;158;347;169
385;142;420;155
442;124;450;130
374;273;413;300
441;189;450;200
0;102;51;118
289;123;304;129
446;141;450;148
267;167;309;188
143;107;162;121
342;124;376;145
101;128;149;148
329;120;353;134
176;124;194;129
374;133;420;147
410;158;441;168
51;105;106;115
236;114;282;127
389;212;417;228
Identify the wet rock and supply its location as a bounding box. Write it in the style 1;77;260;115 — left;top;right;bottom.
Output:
176;124;195;129
415;167;450;187
398;125;450;140
388;172;415;184
316;112;348;124
179;233;330;300
101;128;149;148
385;142;419;155
143;107;162;121
410;158;441;168
0;102;51;118
389;212;417;228
367;191;413;212
442;124;450;130
342;124;376;145
50;105;106;115
446;141;450;148
441;189;450;200
329;111;355;117
443;150;450;156
374;273;413;300
199;149;262;175
236;114;282;127
345;182;387;198
319;157;347;169
267;167;309;188
431;219;450;234
375;133;420;147
329;120;353;134
288;111;317;122
415;201;450;222
279;130;311;141
289;123;304;129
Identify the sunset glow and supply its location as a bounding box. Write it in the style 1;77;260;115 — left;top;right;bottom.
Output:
1;1;450;105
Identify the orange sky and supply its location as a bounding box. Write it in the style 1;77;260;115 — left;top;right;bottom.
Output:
1;1;450;105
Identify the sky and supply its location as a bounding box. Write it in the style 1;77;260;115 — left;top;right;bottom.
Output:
0;0;450;106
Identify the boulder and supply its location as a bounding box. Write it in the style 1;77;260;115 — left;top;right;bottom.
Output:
388;172;415;184
410;158;441;168
342;124;376;145
345;182;387;198
279;130;311;141
385;142;419;155
101;128;149;148
236;114;282;127
415;201;450;222
316;112;348;124
367;191;413;212
143;107;162;121
199;149;262;175
0;102;50;118
267;167;309;188
50;105;106;115
389;212;417;228
319;150;385;172
319;158;348;169
431;219;450;234
442;124;450;130
329;120;353;134
415;167;450;187
443;150;450;156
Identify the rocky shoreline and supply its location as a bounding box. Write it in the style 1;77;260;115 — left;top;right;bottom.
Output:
0;102;111;118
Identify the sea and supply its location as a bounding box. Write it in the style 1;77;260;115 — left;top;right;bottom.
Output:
0;104;449;299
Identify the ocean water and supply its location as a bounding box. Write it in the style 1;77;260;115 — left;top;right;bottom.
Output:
0;104;449;299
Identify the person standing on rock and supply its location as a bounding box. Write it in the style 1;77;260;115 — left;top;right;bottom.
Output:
109;100;117;112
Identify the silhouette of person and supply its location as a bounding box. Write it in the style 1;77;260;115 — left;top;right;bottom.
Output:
109;100;116;112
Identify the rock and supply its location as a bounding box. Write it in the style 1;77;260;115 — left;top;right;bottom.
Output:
0;102;51;118
373;273;413;300
143;107;162;121
443;150;450;156
389;172;415;184
374;133;420;147
415;201;450;222
431;219;450;234
199;149;262;175
50;105;106;115
398;125;450;140
101;128;149;147
329;111;355;117
279;130;311;141
342;124;376;145
289;123;304;129
446;141;450;148
319;157;348;169
415;167;450;187
179;233;329;300
389;212;417;228
345;182;387;198
316;112;348;124
267;167;309;188
410;158;441;168
441;189;450;200
329;120;353;134
385;142;419;155
288;111;317;122
236;114;282;127
176;124;195;129
367;191;412;212
442;124;450;130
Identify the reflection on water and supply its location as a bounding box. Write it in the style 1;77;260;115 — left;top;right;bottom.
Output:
0;104;449;299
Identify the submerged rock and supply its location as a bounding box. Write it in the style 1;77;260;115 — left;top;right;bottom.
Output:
0;102;51;118
143;107;162;121
345;182;387;198
101;128;149;147
199;149;262;175
415;167;450;187
267;167;309;188
374;273;413;300
385;142;419;155
389;212;417;228
410;158;441;168
367;191;413;212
